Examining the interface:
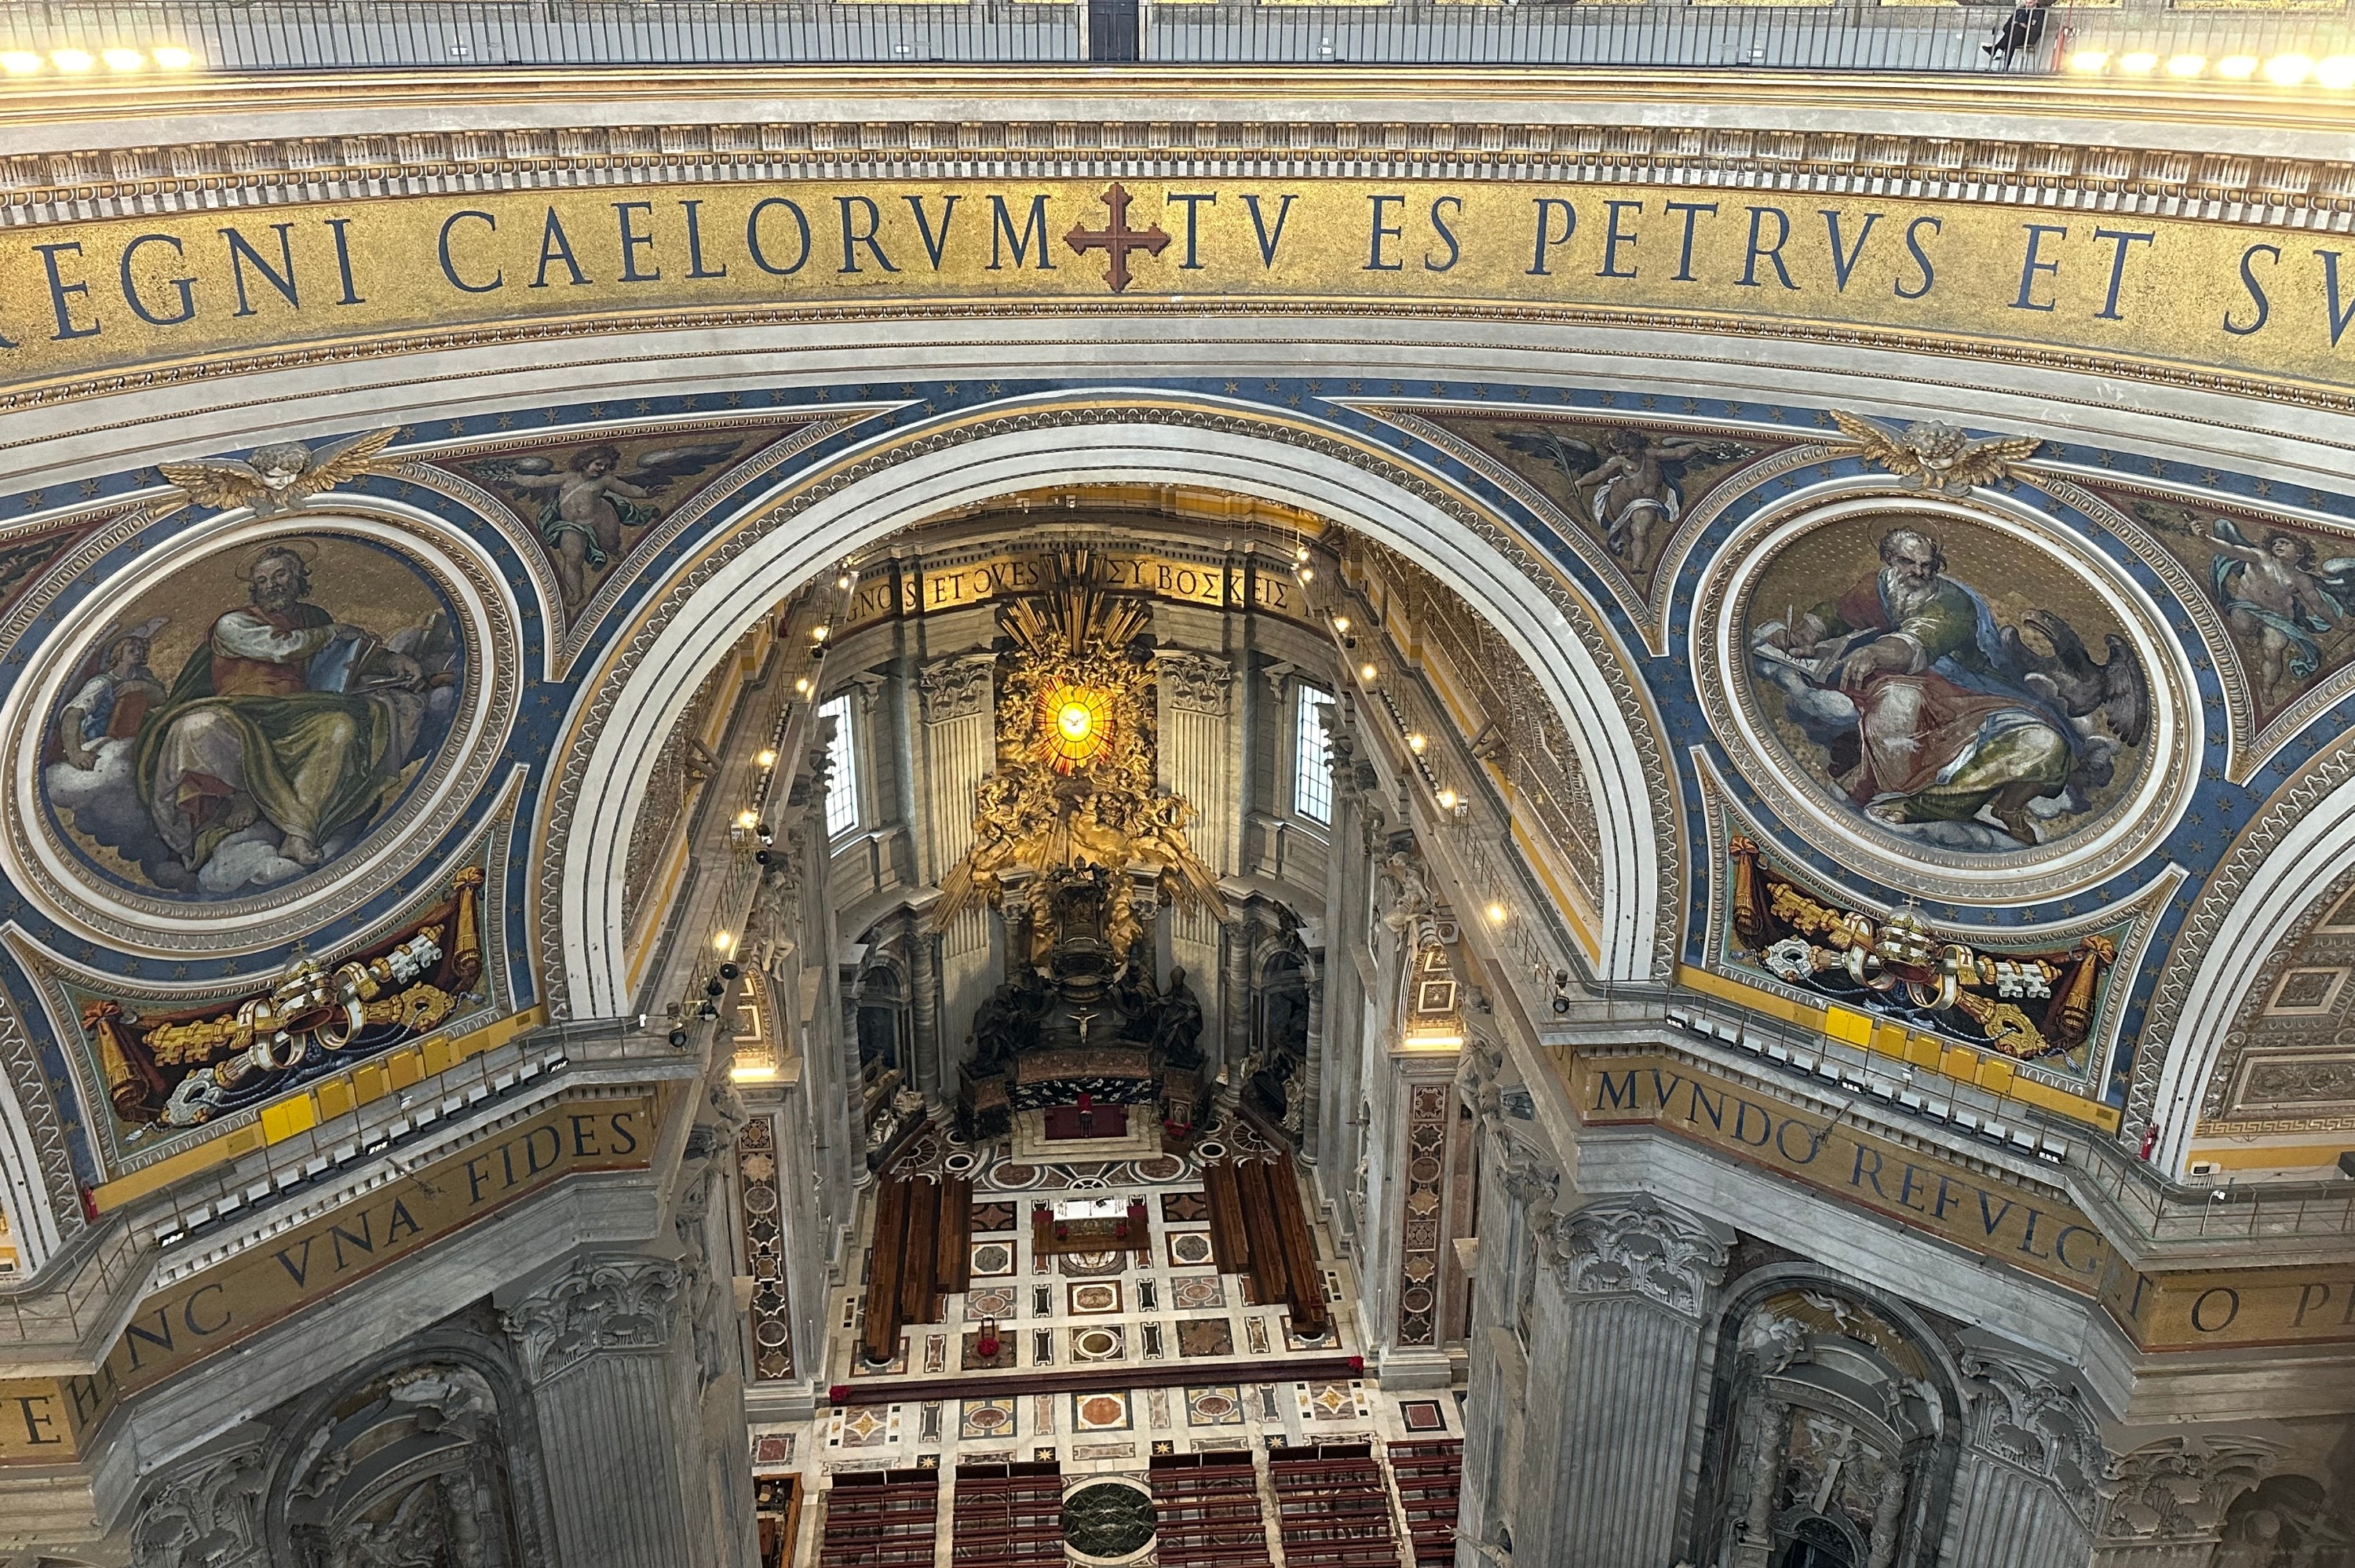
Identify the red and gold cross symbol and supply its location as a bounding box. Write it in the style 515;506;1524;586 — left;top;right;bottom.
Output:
1064;182;1170;295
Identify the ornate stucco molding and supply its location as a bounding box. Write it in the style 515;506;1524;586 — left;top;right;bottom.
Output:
1157;649;1236;718
1548;1194;1729;1318
2095;1431;2280;1547
500;1255;686;1384
129;1428;272;1568
8;116;2353;232
1959;1347;2109;1528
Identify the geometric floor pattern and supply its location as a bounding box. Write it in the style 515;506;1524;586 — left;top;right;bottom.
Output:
790;1127;1462;1563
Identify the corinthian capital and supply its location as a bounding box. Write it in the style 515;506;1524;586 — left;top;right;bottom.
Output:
502;1255;686;1382
918;652;996;724
1552;1194;1729;1316
1159;649;1236;717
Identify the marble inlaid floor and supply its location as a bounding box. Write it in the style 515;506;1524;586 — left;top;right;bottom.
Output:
782;1129;1463;1559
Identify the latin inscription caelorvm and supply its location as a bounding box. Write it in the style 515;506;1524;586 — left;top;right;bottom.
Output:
1;178;2350;397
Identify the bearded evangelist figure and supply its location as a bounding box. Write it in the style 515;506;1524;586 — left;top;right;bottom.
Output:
137;544;439;875
1754;526;2145;847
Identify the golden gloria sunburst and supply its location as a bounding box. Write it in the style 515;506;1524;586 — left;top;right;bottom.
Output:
937;549;1228;936
1038;683;1114;772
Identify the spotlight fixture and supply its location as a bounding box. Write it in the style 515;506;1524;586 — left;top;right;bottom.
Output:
1485;901;1509;925
836;571;854;591
1332;616;1351;634
0;52;39;73
755;848;773;866
1359;662;1378;683
1437;788;1458;811
668;1028;690;1048
713;930;734;951
152;45;193;68
1550;968;1573;1016
736;809;758;830
2218;54;2259;77
697;1001;718;1020
1296;566;1314;583
50;48;93;71
2164;53;2205;76
811;624;829;641
100;47;142;70
704;978;726;998
794;677;812;695
2320;54;2355;87
1408;733;1427;754
2066;49;2109;71
2266;52;2313;84
2116;50;2158;72
756;749;778;769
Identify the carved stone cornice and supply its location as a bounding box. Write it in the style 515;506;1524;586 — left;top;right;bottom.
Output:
1550;1194;1729;1317
500;1255;686;1384
9;110;2354;232
918;651;996;725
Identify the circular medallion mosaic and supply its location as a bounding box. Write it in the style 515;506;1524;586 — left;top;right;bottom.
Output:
1698;495;2196;900
4;510;519;950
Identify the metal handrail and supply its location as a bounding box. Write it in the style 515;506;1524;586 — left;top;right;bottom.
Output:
0;0;2346;78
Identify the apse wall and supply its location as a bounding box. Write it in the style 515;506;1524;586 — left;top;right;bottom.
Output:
3;65;2355;1553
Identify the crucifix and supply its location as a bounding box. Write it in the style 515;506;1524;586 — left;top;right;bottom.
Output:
1064;182;1170;295
1070;1008;1099;1049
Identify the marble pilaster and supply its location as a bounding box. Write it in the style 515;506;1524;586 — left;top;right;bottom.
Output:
502;1255;721;1568
1528;1194;1729;1568
1940;1347;2104;1568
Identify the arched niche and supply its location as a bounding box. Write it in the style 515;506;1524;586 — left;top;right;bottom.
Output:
1692;1271;1968;1568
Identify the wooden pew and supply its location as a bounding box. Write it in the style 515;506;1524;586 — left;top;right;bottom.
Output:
1267;1151;1331;1340
861;1176;911;1366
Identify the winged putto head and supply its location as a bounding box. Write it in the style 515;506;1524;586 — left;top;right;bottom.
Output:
159;428;399;514
1831;410;2040;495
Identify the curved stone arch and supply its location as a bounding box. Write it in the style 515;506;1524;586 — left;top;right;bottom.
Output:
253;1317;562;1568
538;394;1677;1020
0;990;76;1273
1691;1260;1973;1568
2145;760;2355;1173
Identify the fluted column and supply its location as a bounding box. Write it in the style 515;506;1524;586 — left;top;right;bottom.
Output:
1298;949;1324;1161
1521;1194;1729;1568
1220;910;1254;1074
1934;1347;2105;1567
910;919;944;1103
503;1256;719;1568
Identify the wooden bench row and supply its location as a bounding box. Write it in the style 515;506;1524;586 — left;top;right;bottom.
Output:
822;1468;941;1567
951;1460;1064;1568
1150;1451;1270;1568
